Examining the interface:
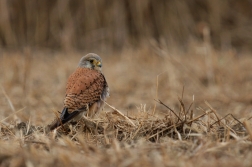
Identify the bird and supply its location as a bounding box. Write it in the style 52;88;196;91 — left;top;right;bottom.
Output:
48;53;109;131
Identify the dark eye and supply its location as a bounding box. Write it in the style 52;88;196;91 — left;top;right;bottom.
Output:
90;60;94;63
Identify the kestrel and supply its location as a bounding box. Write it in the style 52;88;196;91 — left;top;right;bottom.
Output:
49;53;109;131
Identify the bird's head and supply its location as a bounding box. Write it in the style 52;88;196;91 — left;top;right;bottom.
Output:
78;53;103;71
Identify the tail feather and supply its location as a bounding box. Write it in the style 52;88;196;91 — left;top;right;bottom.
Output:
47;108;81;131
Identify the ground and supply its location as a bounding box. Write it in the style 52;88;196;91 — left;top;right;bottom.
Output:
0;44;252;167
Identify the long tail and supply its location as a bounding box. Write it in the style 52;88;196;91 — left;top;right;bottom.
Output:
47;108;80;131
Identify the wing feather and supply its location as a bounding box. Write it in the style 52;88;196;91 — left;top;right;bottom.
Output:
64;68;107;112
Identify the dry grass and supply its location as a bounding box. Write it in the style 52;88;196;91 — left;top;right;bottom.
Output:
0;44;252;167
1;0;252;50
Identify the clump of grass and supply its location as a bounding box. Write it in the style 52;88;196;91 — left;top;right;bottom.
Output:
3;94;249;144
1;48;252;166
0;96;250;166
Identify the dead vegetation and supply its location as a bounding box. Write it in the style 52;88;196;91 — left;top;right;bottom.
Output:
0;94;251;167
0;46;252;166
1;1;252;166
1;0;252;51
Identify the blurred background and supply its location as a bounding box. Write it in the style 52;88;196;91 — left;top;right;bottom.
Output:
0;0;252;51
0;0;252;125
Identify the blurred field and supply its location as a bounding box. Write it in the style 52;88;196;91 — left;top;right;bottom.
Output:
0;44;252;166
1;0;252;51
1;0;252;166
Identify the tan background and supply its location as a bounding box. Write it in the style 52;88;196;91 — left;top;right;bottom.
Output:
0;1;252;166
0;0;252;51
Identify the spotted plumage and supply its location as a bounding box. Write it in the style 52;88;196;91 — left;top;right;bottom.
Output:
48;53;109;131
64;67;107;112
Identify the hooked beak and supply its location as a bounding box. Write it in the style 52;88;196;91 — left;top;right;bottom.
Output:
96;61;102;67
